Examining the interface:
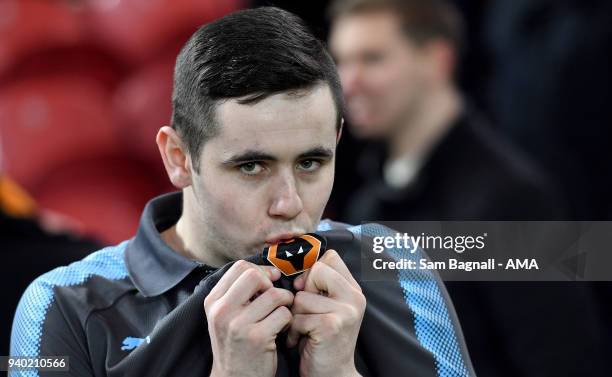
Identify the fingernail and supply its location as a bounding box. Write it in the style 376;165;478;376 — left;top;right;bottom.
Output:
269;267;280;279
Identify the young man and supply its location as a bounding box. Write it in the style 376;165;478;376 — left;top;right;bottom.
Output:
11;7;475;377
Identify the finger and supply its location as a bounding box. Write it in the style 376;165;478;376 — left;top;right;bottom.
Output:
286;313;318;348
291;290;337;315
252;264;282;281
208;261;279;303
293;268;310;291
304;261;353;300
294;249;341;285
240;288;294;323
262;265;282;281
293;250;359;291
256;305;293;336
224;266;275;306
207;260;252;302
318;249;360;290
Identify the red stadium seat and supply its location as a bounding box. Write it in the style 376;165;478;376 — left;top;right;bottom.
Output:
34;158;164;244
112;55;175;164
85;0;244;62
0;75;119;191
2;47;126;93
0;0;85;77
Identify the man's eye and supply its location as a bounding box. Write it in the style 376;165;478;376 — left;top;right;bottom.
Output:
297;159;321;172
363;52;384;65
239;162;264;175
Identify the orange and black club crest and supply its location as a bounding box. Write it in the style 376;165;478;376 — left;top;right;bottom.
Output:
265;234;325;276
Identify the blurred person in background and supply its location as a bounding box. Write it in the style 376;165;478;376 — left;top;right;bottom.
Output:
328;0;565;222
328;0;608;376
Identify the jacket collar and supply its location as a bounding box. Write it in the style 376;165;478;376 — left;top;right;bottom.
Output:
125;192;206;297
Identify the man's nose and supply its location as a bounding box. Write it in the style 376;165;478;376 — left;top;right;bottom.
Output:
268;172;303;220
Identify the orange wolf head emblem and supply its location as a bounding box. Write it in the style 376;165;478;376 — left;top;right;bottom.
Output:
265;234;325;276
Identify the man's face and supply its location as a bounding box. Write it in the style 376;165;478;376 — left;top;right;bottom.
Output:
330;11;429;138
190;84;338;262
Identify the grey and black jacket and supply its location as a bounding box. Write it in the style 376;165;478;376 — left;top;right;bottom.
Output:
11;192;476;377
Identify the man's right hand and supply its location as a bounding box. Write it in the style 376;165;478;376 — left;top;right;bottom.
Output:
205;260;294;377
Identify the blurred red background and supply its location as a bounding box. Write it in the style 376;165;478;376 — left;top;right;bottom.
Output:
0;0;244;243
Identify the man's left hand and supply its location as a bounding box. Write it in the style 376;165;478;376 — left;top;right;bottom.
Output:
287;249;365;377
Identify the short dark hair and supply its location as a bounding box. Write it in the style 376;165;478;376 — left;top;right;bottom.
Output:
328;0;464;52
171;6;344;171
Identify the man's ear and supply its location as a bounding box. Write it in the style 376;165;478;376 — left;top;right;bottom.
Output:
336;118;344;144
156;126;192;189
423;39;456;85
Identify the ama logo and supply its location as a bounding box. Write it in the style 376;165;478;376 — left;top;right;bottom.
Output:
265;234;324;276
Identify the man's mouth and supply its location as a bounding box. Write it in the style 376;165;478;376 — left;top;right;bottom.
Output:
264;232;304;246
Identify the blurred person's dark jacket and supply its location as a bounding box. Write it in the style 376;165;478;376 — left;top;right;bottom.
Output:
1;177;101;357
343;108;565;223
337;106;609;377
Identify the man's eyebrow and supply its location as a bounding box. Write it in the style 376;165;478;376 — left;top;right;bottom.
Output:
297;147;334;160
222;150;277;165
221;147;334;165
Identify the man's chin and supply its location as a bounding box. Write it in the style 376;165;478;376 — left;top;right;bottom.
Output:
347;117;384;137
239;246;266;260
351;125;388;140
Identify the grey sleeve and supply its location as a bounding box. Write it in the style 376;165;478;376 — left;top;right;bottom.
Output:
338;224;477;377
10;279;94;377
